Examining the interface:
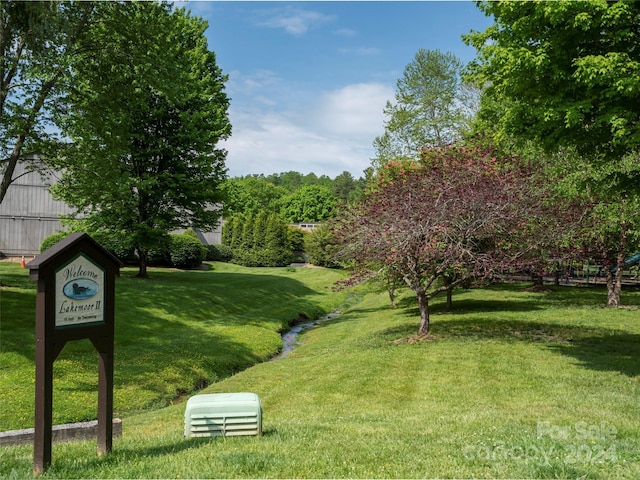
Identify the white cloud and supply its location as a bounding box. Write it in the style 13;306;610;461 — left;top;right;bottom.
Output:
227;69;281;95
311;83;394;144
256;7;335;36
222;82;394;179
334;28;357;37
337;46;381;56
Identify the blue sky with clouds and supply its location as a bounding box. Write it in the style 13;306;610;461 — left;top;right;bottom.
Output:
179;1;494;179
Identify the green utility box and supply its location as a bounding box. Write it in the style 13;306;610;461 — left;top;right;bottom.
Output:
184;393;262;438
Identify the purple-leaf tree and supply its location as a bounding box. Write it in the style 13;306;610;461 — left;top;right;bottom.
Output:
333;144;544;337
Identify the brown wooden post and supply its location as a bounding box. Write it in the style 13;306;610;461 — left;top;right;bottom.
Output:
28;233;121;474
33;338;54;474
92;337;114;455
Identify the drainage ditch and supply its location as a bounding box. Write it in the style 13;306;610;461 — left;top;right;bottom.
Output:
274;312;341;360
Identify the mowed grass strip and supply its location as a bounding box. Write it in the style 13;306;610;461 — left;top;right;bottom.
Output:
1;264;639;478
0;262;350;431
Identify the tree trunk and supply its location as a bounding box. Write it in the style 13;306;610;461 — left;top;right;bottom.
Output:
606;225;628;307
416;290;430;337
446;287;452;312
534;273;544;288
605;271;620;307
386;277;397;309
137;248;150;279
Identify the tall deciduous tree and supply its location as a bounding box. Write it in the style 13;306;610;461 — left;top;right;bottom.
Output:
52;2;230;278
464;0;640;305
222;177;288;217
550;149;640;303
0;1;93;204
280;185;337;223
334;144;539;337
372;49;478;170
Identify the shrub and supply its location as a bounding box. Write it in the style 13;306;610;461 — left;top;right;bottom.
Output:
147;236;172;266
206;244;233;262
40;231;71;252
90;229;137;264
287;227;307;252
232;247;292;268
305;224;340;268
183;228;200;240
169;234;205;269
40;230;137;263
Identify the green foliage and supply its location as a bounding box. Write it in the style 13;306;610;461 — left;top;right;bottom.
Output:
2;271;639;478
221;177;288;216
332;170;366;203
169;234;206;269
206;244;233;262
0;2;95;203
147;234;172;267
223;170;368;216
287;226;307;252
88;228;137;263
51;2;230;278
40;228;137;264
281;185;337;223
239;213;255;250
305;224;341;268
183;228;199;240
372;48;477;170
464;1;640;305
39;231;70;252
464;1;640;163
224;212;292;267
265;170;326;192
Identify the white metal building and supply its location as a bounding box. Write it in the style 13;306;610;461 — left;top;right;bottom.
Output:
0;161;222;257
0;162;73;256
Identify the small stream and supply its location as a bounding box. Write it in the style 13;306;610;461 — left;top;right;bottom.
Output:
274;313;341;360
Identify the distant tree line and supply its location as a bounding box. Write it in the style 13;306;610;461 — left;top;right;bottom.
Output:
222;170;368;221
218;170;367;267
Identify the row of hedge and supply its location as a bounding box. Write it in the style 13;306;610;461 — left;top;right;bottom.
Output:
221;212;294;267
40;223;341;270
40;230;210;270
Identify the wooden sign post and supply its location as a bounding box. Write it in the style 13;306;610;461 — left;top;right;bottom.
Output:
27;233;122;474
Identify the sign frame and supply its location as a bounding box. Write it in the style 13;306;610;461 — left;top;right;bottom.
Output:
54;252;106;329
27;233;122;474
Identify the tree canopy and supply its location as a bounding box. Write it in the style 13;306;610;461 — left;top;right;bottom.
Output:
372;49;477;170
334;144;541;336
465;1;640;162
280;185;337;224
0;1;94;203
464;0;640;305
222;171;364;222
222;177;288;217
52;2;230;278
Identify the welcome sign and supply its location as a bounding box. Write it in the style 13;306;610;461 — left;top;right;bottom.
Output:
28;233;122;474
55;254;105;328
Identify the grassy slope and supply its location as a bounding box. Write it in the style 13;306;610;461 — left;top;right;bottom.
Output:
0;262;351;430
1;264;639;478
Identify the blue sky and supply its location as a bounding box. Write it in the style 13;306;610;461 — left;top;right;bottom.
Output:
179;1;494;179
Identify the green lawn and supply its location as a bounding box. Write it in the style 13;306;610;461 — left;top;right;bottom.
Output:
1;263;639;478
0;262;351;430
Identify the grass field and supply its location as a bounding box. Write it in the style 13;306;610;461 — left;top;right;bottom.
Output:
1;262;639;478
0;262;352;431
